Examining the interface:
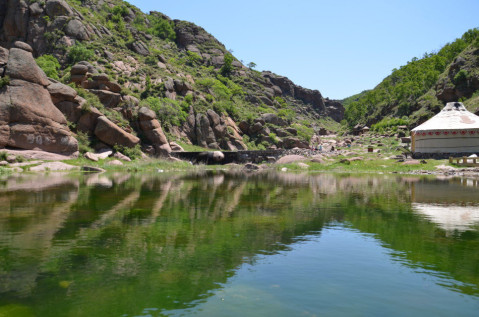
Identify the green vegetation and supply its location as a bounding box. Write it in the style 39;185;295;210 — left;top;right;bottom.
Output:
344;28;479;127
220;53;234;77
149;14;176;41
36;55;61;79
140;97;189;128
0;75;10;89
113;144;143;160
292;123;314;142
76;131;92;154
371;117;409;133
67;44;94;64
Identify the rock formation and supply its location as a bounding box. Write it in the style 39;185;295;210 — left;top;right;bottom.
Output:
0;41;77;154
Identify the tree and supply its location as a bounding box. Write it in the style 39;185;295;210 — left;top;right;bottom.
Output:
220;53;234;77
247;62;257;69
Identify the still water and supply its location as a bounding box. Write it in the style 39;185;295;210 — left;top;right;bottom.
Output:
0;171;479;316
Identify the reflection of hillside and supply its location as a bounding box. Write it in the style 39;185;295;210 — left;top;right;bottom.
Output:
0;172;336;316
0;172;478;315
0;176;79;296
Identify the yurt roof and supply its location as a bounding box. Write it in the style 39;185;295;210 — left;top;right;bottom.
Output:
412;102;479;131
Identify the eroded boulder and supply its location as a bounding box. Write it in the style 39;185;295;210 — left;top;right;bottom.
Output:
45;0;73;17
0;80;78;154
94;116;140;148
5;47;49;86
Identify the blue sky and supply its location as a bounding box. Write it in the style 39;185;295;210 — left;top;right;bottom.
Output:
127;0;479;99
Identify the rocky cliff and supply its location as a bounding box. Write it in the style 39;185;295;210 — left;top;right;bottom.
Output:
0;0;344;156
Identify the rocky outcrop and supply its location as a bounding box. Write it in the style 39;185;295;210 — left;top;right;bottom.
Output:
174;19;225;53
137;106;171;156
0;0;93;56
128;41;149;56
196;113;218;149
262;71;326;113
435;52;479;103
180;108;247;151
70;63;122;107
0;42;77;154
324;98;345;122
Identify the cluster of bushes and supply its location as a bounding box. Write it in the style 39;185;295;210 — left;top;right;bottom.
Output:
67;44;94;64
36;55;61;79
148;14;176;41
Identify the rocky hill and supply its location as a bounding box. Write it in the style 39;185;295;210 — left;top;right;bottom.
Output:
0;0;343;157
344;28;479;131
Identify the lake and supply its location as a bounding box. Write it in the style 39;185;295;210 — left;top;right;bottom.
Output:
0;171;478;316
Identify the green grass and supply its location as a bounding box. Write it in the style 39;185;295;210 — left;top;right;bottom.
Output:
174;141;215;152
275;157;448;174
62;156;231;173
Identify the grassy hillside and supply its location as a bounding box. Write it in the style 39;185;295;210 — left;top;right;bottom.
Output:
344;28;479;130
18;0;343;152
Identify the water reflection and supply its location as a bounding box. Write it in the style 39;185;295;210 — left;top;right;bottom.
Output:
0;172;478;316
411;178;479;232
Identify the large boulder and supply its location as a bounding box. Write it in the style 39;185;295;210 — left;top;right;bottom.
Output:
47;82;78;104
276;155;308;164
45;0;73;17
94;116;140;148
5;46;49;86
0;79;78;154
282;137;309;149
64;19;90;41
258;113;287;126
77;106;103;134
89;89;121;108
128;41;149;56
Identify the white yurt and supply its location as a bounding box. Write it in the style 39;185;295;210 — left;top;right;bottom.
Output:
411;102;479;154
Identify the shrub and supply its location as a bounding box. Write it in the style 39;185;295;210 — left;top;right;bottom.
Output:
113;144;142;160
278;108;295;122
186;51;201;65
68;44;94;64
76;131;92;154
0;76;10;89
36;55;61;79
453;69;469;85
